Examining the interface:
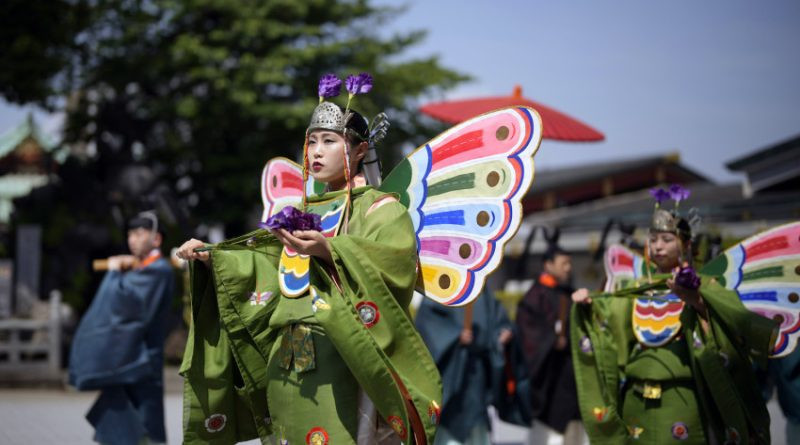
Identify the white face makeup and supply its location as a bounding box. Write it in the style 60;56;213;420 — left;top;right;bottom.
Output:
307;130;366;190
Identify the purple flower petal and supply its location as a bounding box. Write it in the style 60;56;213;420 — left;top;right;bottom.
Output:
669;184;691;202
260;206;322;232
355;72;372;94
318;74;342;99
345;74;360;95
649;187;670;204
675;266;701;290
346;72;373;95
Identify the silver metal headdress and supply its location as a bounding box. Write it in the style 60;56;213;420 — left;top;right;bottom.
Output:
307;102;351;135
649;184;693;241
651;209;680;233
303;72;384;196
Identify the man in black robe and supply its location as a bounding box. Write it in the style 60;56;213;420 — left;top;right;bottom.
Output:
516;246;584;445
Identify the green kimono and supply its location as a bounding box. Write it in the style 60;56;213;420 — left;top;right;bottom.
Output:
180;187;442;444
571;275;776;444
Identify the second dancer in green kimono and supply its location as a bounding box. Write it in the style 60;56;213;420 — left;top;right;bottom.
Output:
570;186;776;444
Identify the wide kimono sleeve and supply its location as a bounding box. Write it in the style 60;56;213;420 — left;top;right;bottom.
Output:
685;275;777;445
180;230;284;445
569;296;633;445
69;259;174;389
310;195;443;445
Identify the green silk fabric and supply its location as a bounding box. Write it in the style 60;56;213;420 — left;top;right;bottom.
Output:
180;187;442;444
570;275;776;444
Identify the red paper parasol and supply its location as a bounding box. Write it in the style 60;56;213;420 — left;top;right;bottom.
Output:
420;85;604;142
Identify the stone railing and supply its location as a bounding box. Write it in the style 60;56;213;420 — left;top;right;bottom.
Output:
0;290;62;382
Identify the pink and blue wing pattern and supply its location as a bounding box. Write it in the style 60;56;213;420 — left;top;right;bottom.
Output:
260;157;317;221
398;107;542;306
278;204;345;297
261;157;332;298
703;222;800;357
603;244;645;292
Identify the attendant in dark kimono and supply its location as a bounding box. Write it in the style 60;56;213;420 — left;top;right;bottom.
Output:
69;212;175;445
516;246;585;445
416;289;514;445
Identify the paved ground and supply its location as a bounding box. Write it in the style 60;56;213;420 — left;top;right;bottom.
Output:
0;367;788;444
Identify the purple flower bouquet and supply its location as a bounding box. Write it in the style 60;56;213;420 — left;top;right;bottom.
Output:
675;266;701;290
259;206;322;232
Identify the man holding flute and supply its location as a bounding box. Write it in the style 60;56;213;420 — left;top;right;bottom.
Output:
69;211;175;445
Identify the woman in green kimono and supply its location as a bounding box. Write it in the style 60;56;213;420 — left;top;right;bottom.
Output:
570;186;776;445
177;73;441;444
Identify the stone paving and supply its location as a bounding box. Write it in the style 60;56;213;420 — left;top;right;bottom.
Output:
0;367;787;444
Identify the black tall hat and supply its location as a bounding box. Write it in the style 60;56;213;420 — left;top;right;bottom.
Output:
127;210;163;235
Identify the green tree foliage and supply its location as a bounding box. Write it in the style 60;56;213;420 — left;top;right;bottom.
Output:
0;1;91;104
7;0;466;233
3;0;466;308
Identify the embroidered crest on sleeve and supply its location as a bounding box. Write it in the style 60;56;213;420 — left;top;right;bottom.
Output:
305;426;329;445
387;415;407;440
205;413;227;433
356;301;380;327
671;422;689;440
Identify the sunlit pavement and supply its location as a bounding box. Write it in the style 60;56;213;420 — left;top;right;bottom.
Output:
0;367;787;445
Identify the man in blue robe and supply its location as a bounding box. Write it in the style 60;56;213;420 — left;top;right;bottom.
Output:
69;212;175;445
415;289;517;444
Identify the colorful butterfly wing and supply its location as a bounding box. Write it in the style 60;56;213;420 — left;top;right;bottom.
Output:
381;107;542;306
603;244;646;292
260;157;318;222
702;221;800;357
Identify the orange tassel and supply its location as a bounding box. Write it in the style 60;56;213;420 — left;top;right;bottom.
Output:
301;135;310;209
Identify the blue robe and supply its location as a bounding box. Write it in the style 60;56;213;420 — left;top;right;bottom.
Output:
765;347;800;443
416;290;528;442
69;257;174;445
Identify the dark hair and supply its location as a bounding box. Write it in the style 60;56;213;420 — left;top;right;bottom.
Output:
542;245;568;264
676;218;692;243
127;213;164;236
344;109;369;172
344;109;369;141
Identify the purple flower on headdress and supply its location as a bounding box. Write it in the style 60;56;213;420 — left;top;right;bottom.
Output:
675;266;701;290
318;74;342;99
259;206;322;232
649;187;670;205
669;184;691;202
345;72;373;95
